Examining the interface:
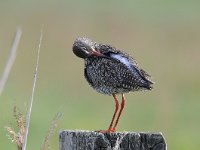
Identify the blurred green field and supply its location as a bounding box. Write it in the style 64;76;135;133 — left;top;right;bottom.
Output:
0;1;200;149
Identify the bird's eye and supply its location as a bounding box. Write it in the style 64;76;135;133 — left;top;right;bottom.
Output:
82;47;87;50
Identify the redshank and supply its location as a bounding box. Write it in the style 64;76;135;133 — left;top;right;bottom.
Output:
72;37;153;132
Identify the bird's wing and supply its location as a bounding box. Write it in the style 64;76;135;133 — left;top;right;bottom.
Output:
127;55;154;84
97;44;153;84
109;50;154;84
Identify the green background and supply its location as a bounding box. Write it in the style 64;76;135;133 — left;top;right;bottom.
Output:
0;1;200;149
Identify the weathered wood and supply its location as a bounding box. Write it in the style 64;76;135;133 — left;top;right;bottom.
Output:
59;130;166;150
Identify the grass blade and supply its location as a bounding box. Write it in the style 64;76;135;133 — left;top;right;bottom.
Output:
22;27;43;150
0;28;22;96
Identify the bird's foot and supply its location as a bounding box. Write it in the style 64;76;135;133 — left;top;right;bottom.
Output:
95;128;116;133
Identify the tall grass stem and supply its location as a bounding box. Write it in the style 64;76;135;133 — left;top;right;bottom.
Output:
22;27;43;150
0;28;22;96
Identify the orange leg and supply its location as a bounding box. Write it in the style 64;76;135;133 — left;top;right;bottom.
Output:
107;94;119;132
112;94;126;131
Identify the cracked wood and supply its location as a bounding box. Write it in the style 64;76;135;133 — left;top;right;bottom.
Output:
59;130;166;150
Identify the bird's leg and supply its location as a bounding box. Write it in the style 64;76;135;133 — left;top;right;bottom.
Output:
107;94;119;132
112;93;126;131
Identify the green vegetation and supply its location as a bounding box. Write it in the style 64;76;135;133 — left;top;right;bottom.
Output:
0;1;200;149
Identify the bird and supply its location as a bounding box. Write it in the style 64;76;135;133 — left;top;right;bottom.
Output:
72;37;153;133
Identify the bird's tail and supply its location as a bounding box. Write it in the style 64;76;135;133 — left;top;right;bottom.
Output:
139;69;154;90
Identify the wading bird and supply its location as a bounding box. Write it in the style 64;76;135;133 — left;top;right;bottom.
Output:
73;37;153;132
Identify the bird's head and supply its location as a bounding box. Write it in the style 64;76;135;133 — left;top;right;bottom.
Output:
73;37;104;59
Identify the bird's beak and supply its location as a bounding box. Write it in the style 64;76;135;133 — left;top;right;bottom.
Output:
91;48;105;57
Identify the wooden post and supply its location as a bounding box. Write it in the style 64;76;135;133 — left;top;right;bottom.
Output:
59;130;166;150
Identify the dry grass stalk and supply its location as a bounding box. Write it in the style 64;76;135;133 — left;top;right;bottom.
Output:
0;28;22;96
41;112;62;150
5;106;26;150
22;27;43;150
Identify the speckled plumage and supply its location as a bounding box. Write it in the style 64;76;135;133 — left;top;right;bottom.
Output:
73;37;153;95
